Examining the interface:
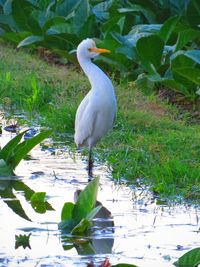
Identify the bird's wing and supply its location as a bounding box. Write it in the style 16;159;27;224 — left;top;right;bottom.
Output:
75;93;97;147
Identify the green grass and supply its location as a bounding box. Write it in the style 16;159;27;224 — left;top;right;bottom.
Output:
0;41;199;200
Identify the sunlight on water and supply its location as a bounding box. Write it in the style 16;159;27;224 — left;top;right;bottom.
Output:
0;124;199;267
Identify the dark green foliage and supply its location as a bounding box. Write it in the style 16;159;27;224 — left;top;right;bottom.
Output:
174;247;200;267
0;129;52;176
15;233;31;249
0;0;199;100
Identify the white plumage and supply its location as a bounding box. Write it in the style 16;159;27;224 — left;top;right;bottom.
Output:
74;38;116;176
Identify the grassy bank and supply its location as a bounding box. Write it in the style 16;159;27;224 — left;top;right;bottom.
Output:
0;42;199;200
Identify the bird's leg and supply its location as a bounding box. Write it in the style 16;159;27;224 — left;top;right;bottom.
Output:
88;149;93;179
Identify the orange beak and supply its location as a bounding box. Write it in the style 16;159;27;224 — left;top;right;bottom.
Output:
89;47;111;53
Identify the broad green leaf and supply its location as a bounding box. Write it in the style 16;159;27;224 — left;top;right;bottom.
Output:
173;67;200;86
72;177;99;224
169;0;188;16
17;35;44;48
135;73;155;95
0;159;13;176
123;24;161;47
71;218;90;235
2;31;30;44
58;218;75;232
0;130;28;162
171;50;200;94
174;247;200;267
184;50;200;65
160;78;188;95
12;0;33;31
86;205;102;221
46;23;73;35
56;0;81;17
78;14;98;39
43;16;67;32
72;0;90;33
171;52;196;68
118;5;156;24
136;34;164;73
102;16;124;36
28;13;43;35
92;0;112;21
31;10;49;28
159;16;180;43
175;29;200;51
116;46;138;61
129;24;161;35
186;0;200;28
9;130;52;170
61;202;74;221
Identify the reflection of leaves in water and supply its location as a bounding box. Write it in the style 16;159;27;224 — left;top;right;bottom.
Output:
15;233;31;249
61;235;96;254
0;185;31;221
31;192;54;213
59;177;114;255
0;179;54;220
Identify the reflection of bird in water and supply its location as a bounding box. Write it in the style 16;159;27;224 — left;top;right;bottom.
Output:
74;38;116;177
74;189;114;254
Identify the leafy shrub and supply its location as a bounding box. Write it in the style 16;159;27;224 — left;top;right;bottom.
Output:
0;129;52;176
0;0;200;100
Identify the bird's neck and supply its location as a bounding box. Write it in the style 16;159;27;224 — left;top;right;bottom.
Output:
78;57;110;89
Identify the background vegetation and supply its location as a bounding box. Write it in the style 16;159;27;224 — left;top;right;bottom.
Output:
0;0;200;100
0;0;200;200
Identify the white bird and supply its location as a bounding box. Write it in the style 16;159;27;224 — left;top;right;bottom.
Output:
74;38;116;177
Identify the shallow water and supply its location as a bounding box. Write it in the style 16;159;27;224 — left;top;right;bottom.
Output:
0;125;199;267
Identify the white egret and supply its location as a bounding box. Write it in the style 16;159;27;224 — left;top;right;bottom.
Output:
74;38;116;177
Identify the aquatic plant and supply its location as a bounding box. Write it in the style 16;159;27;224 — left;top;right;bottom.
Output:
0;129;52;176
174;247;200;267
59;177;101;235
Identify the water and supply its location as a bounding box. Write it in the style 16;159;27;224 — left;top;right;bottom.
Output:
0;123;199;267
